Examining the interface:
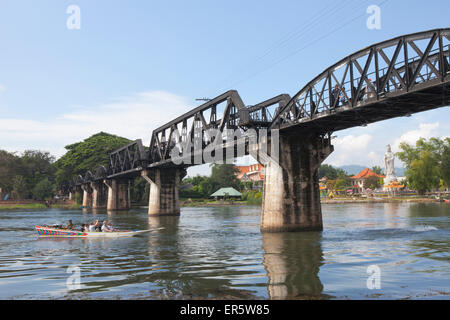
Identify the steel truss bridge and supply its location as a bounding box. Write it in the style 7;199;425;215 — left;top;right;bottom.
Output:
70;28;450;189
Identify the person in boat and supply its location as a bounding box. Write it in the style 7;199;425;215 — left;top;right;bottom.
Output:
80;224;86;232
101;221;112;232
95;220;102;232
66;220;74;230
107;222;114;232
89;222;96;232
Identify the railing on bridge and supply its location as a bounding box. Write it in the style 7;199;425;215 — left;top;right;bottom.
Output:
246;94;291;127
271;28;450;131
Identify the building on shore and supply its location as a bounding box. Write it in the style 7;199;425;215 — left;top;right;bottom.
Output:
350;168;385;194
235;164;265;189
210;187;242;200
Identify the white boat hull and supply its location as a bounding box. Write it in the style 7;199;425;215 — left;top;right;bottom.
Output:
36;226;152;238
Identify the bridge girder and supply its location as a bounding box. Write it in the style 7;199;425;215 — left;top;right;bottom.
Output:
270;28;450;132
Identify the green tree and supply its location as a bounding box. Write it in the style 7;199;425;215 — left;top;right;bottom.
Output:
335;177;352;191
372;166;383;175
441;138;450;187
318;164;347;180
12;175;28;200
365;175;381;189
0;150;21;193
396;137;448;194
0;150;57;198
32;178;54;200
21;150;56;192
210;163;240;191
55;132;131;185
405;151;440;194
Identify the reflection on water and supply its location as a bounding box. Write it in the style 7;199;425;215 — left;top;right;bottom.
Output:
262;232;325;299
0;203;448;299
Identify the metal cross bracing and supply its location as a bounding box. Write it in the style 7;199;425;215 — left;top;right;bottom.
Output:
107;139;147;178
73;28;450;186
146;91;290;169
147;90;247;168
245;94;291;128
270;28;450;134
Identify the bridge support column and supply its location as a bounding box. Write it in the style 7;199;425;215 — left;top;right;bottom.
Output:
104;179;131;211
141;168;186;216
81;184;93;208
73;187;82;205
261;134;333;232
91;182;107;209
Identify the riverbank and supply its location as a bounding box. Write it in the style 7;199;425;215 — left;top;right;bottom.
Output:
0;198;445;210
180;197;445;207
321;197;442;204
181;199;252;207
0;201;79;210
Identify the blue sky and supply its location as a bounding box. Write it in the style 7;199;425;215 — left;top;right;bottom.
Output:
0;0;449;176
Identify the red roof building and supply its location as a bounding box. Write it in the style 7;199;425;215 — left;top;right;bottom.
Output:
350;168;385;192
235;164;265;184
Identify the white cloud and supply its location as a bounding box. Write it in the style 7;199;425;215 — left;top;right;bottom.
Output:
326;134;373;167
0;90;190;158
392;122;440;152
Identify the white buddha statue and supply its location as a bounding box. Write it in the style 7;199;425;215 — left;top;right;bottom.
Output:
384;144;397;186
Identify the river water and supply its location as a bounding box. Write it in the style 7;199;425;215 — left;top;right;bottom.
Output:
0;202;448;300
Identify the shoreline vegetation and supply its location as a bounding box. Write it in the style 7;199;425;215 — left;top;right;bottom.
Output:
0;196;445;211
0;202;79;210
2;135;449;213
180;196;446;207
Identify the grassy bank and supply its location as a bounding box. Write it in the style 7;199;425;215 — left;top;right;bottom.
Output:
180;190;263;207
180;196;445;207
0;203;80;210
181;198;254;207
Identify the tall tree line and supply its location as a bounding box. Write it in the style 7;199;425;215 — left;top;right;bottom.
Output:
0;150;56;200
397;137;450;194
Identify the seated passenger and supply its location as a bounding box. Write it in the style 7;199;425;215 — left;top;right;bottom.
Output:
66;220;74;230
107;222;114;232
94;220;101;232
101;221;112;232
89;223;96;232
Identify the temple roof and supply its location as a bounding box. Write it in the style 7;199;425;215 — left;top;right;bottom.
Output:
235;164;264;180
350;168;385;179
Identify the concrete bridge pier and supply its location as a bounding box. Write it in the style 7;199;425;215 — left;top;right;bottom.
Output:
104;179;131;211
72;186;83;204
141;168;187;216
260;134;333;232
81;184;93;208
91;182;107;209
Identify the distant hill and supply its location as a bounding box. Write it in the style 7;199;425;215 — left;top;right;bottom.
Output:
338;165;405;177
